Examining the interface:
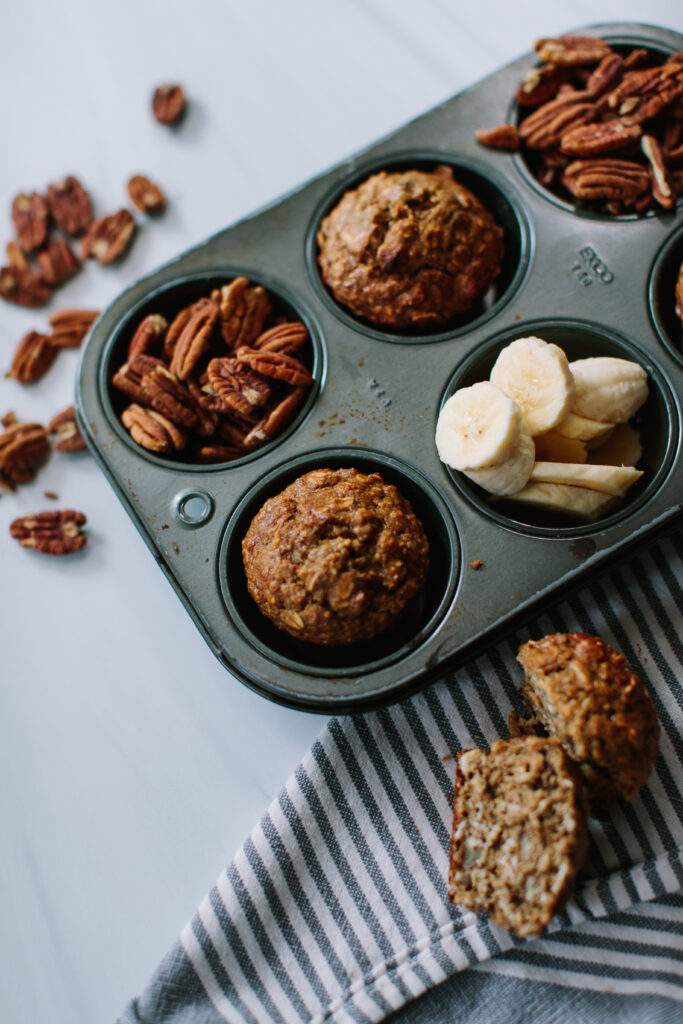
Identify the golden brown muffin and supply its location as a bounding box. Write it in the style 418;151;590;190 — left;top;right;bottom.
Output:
516;633;659;806
317;168;504;329
242;467;429;646
448;737;589;937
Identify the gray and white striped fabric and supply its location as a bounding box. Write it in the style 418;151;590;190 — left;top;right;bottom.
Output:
119;525;683;1024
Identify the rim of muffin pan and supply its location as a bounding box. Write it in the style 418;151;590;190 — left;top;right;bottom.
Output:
438;318;678;538
217;448;460;679
510;35;682;221
98;269;325;471
305;149;533;345
649;223;683;366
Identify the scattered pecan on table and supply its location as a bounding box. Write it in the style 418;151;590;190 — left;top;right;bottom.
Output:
152;84;186;125
48;406;87;453
10;510;87;555
476;35;683;215
6;331;58;384
127;175;166;215
0;419;50;491
81;209;136;265
112;278;314;462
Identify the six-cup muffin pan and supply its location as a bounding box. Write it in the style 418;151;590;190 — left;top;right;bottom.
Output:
77;22;683;712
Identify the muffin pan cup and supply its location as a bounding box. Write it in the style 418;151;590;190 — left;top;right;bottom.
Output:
77;22;683;713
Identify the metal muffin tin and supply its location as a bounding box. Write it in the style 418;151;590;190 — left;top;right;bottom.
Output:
77;22;683;712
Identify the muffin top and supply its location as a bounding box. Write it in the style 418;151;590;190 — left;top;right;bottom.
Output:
517;632;659;805
449;736;589;937
241;467;429;646
317;168;504;330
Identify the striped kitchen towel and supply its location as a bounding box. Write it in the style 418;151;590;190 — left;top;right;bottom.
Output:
119;524;683;1024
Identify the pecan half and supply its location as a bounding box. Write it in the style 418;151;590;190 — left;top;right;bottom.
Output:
121;404;187;453
0;266;50;307
219;280;271;348
127;175;166;214
0;421;50;490
10;510;87;554
206;357;271;416
623;48;650;71
584;54;624;99
475;125;520;150
519;96;595;149
127;313;168;359
562;158;650;200
48;308;100;348
12;192;49;252
243;387;307;448
152;84;186;125
253;321;308;354
186;379;219;436
37;237;80;286
535;36;612;67
194;444;243;463
169;299;219;380
46;176;93;235
141;365;202;429
641;134;676;209
235;347;313;386
515;64;570;107
6;332;58;383
163;297;214;361
112;353;165;402
48;405;87;452
81;210;136;264
560;119;642;156
6;241;28;270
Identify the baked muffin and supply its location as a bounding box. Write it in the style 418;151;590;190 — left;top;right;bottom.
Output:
516;633;659;806
448;737;589;937
242;467;429;646
317;168;504;330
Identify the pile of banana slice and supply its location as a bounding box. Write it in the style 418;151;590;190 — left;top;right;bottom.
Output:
436;336;649;520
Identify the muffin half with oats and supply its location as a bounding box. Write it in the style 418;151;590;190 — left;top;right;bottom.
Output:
448;736;589;937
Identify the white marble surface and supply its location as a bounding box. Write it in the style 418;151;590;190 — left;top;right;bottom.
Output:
2;2;682;1022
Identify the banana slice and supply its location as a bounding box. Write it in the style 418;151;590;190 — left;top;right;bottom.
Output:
530;461;643;496
534;432;587;464
569;357;649;423
508;482;620;520
554;411;615;443
435;382;534;495
465;431;535;495
588;423;643;467
490;336;574;435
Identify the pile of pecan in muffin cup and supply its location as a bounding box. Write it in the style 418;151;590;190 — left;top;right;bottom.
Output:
477;35;683;215
111;277;314;461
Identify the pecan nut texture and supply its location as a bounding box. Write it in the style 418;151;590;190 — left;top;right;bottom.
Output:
6;241;29;270
46;176;93;235
0;420;50;490
127;175;166;215
170;300;220;380
81;209;136;264
10;510;87;555
152;84;186;125
235;347;313;387
474;125;520;151
0;265;50;307
112;277;314;463
6;332;58;383
480;37;683;214
12;192;49;252
48;406;87;453
48;308;100;349
37;238;80;286
121;404;187;453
